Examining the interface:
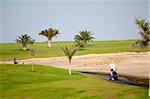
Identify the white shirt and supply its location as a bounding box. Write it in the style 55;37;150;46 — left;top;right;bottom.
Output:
109;63;116;71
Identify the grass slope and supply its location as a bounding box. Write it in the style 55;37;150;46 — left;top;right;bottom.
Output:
0;40;149;61
0;64;149;99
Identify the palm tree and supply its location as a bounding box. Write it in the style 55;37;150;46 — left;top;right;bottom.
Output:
39;28;59;48
134;17;150;47
29;48;35;72
60;46;78;75
74;30;94;46
16;34;34;51
74;40;85;48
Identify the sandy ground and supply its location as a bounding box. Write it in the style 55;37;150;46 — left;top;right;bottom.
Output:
1;52;150;78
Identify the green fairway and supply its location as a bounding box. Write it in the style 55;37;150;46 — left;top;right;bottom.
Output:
0;40;149;61
0;64;149;99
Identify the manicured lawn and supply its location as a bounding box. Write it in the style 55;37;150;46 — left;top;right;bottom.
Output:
0;40;149;60
0;64;149;99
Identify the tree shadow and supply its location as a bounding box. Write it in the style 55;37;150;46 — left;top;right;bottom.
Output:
78;48;86;51
87;44;95;47
18;49;30;51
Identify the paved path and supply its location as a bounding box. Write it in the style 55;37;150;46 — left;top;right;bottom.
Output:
80;71;146;87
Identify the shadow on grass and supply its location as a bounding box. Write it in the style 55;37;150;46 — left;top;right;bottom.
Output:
86;44;96;47
18;49;31;51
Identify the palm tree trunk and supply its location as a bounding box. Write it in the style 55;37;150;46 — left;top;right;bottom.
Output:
69;64;72;76
69;61;72;76
48;40;52;48
83;41;87;46
32;57;34;72
23;47;27;51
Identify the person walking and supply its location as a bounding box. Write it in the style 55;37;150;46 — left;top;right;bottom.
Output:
109;60;118;81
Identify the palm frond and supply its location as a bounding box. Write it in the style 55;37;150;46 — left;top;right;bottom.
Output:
74;30;94;45
60;46;77;64
39;28;60;40
134;17;150;47
16;34;34;50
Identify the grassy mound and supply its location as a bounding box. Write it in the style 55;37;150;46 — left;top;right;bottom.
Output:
0;64;149;99
0;40;149;60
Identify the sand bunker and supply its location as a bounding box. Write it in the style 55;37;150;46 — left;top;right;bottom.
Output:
1;51;150;78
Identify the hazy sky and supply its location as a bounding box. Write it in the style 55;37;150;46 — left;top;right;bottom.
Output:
0;0;149;43
149;0;150;18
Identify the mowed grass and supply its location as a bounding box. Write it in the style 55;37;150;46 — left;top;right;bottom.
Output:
0;64;149;99
0;40;149;60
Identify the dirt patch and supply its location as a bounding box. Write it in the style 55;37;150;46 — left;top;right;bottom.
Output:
1;51;150;79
